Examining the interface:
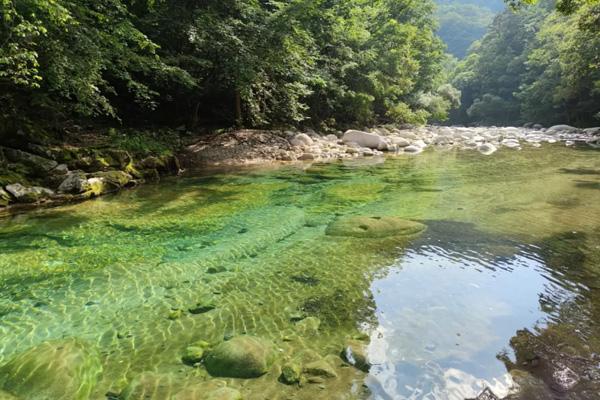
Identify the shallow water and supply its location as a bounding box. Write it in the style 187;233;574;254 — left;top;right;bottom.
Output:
1;145;599;399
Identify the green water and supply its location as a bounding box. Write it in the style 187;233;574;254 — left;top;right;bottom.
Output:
1;146;599;399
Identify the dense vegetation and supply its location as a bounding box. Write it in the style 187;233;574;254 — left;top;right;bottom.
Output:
451;0;600;127
0;0;462;138
435;0;504;58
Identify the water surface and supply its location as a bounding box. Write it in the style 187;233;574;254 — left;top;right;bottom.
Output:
1;146;599;399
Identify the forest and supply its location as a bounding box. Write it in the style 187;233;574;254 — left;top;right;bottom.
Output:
0;0;599;140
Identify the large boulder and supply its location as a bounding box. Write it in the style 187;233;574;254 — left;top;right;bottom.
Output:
342;130;387;150
325;216;426;239
92;170;132;189
4;183;53;203
120;372;179;400
546;125;580;134
58;172;91;194
0;339;102;400
204;336;275;378
290;133;314;147
2;148;58;176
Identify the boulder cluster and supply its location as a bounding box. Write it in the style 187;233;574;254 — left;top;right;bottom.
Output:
281;124;600;161
0;144;180;210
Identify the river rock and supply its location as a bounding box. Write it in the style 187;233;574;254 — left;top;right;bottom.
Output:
5;183;53;203
291;133;314;147
403;145;422;154
478;143;497;155
120;372;179;400
341;339;371;372
93;170;132;189
58;172;91;194
303;359;337;378
502;139;520;149
546;125;580;134
2;147;58;176
280;362;302;384
342;130;386;150
390;137;410;147
0;188;10;207
204;336;275;378
181;341;210;365
0;338;102;400
326;216;425;239
298;153;316;161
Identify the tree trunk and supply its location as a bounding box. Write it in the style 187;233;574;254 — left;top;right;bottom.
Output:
235;91;242;127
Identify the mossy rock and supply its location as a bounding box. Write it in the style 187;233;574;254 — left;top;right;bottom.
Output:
0;188;10;207
204;336;275;378
280;363;302;385
172;382;242;400
93;170;132;188
325;216;426;238
0;338;102;400
303;359;337;378
182;341;210;365
120;372;180;400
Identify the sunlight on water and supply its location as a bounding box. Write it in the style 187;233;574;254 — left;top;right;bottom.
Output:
0;145;599;399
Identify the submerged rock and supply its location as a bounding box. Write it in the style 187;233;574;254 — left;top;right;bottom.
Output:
172;382;242;400
280;363;302;385
325;216;426;239
204;336;275;378
0;338;102;400
182;341;210;365
478;143;497;155
120;372;179;400
341;339;371;372
303;359;337;378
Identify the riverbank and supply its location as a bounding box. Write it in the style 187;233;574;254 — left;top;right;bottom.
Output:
1;124;598;216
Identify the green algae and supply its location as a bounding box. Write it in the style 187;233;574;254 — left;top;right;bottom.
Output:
0;145;598;399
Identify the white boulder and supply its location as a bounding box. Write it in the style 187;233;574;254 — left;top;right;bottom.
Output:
342;130;387;150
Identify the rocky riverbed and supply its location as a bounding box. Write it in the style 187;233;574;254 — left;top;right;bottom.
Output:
1;124;599;214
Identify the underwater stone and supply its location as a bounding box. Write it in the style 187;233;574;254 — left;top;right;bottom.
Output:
341;339;371;372
280;363;302;385
168;309;184;320
325;216;425;239
182;341;210;365
188;299;216;314
303;359;337;378
172;382;242;400
294;316;321;336
204;336;275;378
120;372;179;400
0;338;102;400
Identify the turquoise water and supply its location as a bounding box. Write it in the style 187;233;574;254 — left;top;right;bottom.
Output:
0;146;599;399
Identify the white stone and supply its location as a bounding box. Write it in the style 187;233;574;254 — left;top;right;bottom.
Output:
546;125;580;134
403;145;422;154
342;130;386;149
290;133;314;147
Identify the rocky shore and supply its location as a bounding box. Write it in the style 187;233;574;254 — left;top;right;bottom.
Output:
1;124;598;215
183;124;600;166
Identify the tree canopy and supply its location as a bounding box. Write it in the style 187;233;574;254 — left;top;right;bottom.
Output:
0;0;460;136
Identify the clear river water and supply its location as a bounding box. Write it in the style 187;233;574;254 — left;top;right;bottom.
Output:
0;145;599;399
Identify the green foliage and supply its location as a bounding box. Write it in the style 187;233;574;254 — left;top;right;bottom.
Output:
1;0;453;132
450;0;600;126
435;1;501;58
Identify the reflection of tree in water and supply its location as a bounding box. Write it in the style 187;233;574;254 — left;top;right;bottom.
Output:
497;230;600;399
